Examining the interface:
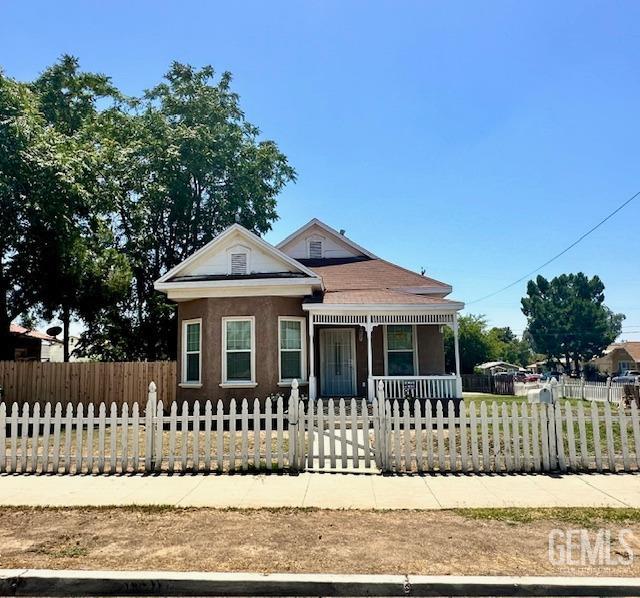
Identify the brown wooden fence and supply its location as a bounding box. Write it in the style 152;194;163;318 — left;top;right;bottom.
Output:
462;374;514;395
0;361;176;408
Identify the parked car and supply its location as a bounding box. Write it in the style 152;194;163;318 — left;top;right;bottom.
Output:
525;373;541;383
612;370;640;383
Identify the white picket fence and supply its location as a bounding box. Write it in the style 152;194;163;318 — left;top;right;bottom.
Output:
515;379;626;403
2;381;639;475
0;383;299;475
561;379;625;403
380;397;640;474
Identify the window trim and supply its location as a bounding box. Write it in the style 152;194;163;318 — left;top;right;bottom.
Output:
181;318;202;387
278;316;307;384
221;316;256;386
383;324;419;376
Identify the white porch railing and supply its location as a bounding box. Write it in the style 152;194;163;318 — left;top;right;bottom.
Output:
372;375;458;400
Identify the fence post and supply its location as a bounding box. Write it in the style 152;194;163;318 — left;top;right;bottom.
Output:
606;376;612;403
580;375;585;401
376;380;389;472
289;379;299;471
145;381;157;472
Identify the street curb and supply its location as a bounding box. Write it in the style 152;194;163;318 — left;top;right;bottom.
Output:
1;569;640;596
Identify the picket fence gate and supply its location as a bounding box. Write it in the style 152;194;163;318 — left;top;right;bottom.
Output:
2;381;639;475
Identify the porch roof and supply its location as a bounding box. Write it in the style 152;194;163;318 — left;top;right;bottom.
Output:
319;289;459;305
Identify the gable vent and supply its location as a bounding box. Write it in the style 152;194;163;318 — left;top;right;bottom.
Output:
309;240;323;259
230;252;248;275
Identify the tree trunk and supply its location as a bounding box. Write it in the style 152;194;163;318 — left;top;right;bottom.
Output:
62;305;70;362
0;288;13;361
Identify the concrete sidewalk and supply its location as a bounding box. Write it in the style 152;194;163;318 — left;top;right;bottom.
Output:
0;472;639;509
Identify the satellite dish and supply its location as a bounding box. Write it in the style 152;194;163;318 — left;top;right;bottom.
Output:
46;326;63;337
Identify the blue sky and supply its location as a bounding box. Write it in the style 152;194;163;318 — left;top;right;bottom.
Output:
2;0;639;339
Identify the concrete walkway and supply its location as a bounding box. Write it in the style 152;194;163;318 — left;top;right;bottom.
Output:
0;472;639;509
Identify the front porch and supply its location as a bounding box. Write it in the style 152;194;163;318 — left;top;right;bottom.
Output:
304;309;462;401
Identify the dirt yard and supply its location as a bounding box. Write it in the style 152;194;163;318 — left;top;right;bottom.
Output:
1;507;639;577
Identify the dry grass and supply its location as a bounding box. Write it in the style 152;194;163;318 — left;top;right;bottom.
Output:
1;506;639;576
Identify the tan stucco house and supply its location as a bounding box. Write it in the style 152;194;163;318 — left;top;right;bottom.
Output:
155;219;464;407
591;342;640;375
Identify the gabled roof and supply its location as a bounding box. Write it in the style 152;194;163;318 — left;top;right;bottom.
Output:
276;218;378;259
606;342;640;362
156;223;319;284
10;324;57;342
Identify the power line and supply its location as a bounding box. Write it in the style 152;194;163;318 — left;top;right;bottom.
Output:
467;189;640;305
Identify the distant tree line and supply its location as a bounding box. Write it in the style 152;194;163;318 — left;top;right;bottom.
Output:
0;56;295;361
446;273;624;374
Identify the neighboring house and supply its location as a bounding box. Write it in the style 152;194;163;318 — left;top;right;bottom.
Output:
527;360;566;374
591;342;640;375
43;335;82;362
8;324;59;361
476;361;521;375
155;218;464;407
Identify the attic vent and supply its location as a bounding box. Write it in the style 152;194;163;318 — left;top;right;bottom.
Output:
230;252;248;275
309;240;323;259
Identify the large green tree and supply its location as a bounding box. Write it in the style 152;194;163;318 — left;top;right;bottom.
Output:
0;70;90;359
521;273;624;370
444;314;494;374
486;326;533;367
81;62;296;360
29;56;131;360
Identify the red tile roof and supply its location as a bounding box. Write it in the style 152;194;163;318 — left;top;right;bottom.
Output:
10;324;57;342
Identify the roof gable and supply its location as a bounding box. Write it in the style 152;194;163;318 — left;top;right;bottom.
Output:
156;224;317;283
277;218;377;260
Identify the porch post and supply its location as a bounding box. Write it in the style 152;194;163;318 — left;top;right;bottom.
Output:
453;313;463;397
308;315;317;400
366;315;374;402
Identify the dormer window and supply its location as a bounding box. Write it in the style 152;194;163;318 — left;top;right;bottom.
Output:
227;245;250;275
308;238;323;259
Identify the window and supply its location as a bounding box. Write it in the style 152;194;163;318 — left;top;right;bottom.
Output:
619;361;633;373
182;319;202;385
279;317;306;382
385;325;417;376
222;317;255;384
308;238;323;259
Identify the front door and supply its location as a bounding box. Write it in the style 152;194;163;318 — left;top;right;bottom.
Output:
320;328;357;396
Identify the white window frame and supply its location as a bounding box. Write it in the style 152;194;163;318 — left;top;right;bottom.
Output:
181;318;202;387
220;316;257;387
226;244;251;275
278;316;307;385
383;324;419;376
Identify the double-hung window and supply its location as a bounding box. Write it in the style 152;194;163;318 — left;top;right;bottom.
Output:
182;319;202;385
279;317;306;383
385;325;417;376
222;316;255;385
